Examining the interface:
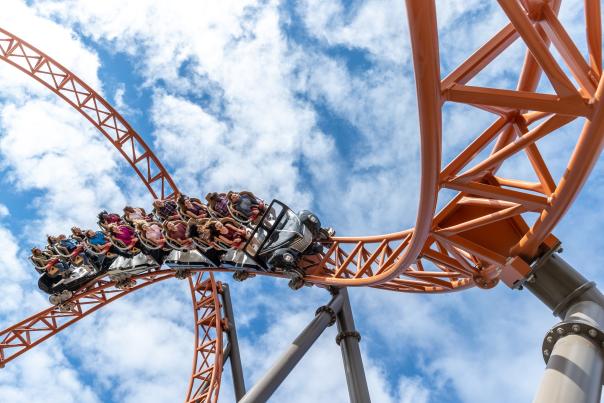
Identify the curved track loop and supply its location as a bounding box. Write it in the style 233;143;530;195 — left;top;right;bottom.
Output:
298;0;604;291
0;271;224;403
1;2;603;390
0;27;223;402
0;27;177;200
0;271;175;366
1;1;602;294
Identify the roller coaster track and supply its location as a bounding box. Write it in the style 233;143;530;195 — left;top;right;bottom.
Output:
303;0;604;291
0;26;224;402
1;0;603;400
0;270;223;402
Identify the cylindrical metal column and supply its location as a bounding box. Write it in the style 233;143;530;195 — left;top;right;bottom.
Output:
239;292;344;403
527;252;604;403
221;283;246;401
336;288;371;403
533;300;604;403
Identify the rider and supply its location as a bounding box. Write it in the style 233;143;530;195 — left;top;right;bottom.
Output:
228;191;265;222
108;223;138;249
153;199;179;221
177;195;208;220
59;234;81;254
44;256;71;278
164;220;193;248
123;206;151;224
136;221;165;248
71;227;86;242
85;229;112;253
205;192;229;217
98;211;122;225
46;234;61;248
205;219;248;249
30;247;54;272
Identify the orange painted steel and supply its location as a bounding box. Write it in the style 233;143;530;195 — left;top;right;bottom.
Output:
0;270;176;366
0;1;602;293
0;270;224;403
186;273;224;403
303;0;604;291
0;27;177;200
0;0;603;397
0;27;224;402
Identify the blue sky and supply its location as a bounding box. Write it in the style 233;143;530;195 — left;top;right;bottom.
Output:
0;0;603;402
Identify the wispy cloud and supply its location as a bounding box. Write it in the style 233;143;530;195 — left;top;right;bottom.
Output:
0;1;602;403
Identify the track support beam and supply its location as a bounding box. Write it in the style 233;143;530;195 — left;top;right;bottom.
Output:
526;251;604;403
220;283;246;401
336;288;371;403
239;291;344;403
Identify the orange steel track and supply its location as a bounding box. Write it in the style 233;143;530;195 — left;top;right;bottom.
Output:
0;27;224;403
3;0;602;294
304;0;604;291
0;0;603;399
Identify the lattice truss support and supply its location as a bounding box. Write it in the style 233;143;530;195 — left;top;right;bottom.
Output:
297;0;604;291
0;28;177;200
2;2;603;294
0;0;602;399
0;25;226;402
0;270;224;403
186;273;224;403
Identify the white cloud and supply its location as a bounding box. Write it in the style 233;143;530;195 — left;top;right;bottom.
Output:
225;281;419;403
397;377;430;403
0;2;602;403
297;0;410;64
113;83;139;118
0;204;8;218
0;224;32;316
60;282;195;403
0;0;143;241
0;99;135;238
0;3;159;402
149;91;315;206
0;345;100;403
35;0;336;209
0;221;97;402
0;0;102;98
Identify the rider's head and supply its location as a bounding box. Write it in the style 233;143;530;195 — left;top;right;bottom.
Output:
205;192;218;203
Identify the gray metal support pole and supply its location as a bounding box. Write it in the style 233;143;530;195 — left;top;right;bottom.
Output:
223;342;232;365
525;251;604;403
239;292;345;403
336;288;371;403
220;283;246;401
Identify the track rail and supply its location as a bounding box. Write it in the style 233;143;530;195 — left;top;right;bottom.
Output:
186;273;223;403
0;27;177;200
1;0;603;398
1;2;602;292
0;27;223;402
0;270;224;403
301;0;604;290
0;271;176;366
